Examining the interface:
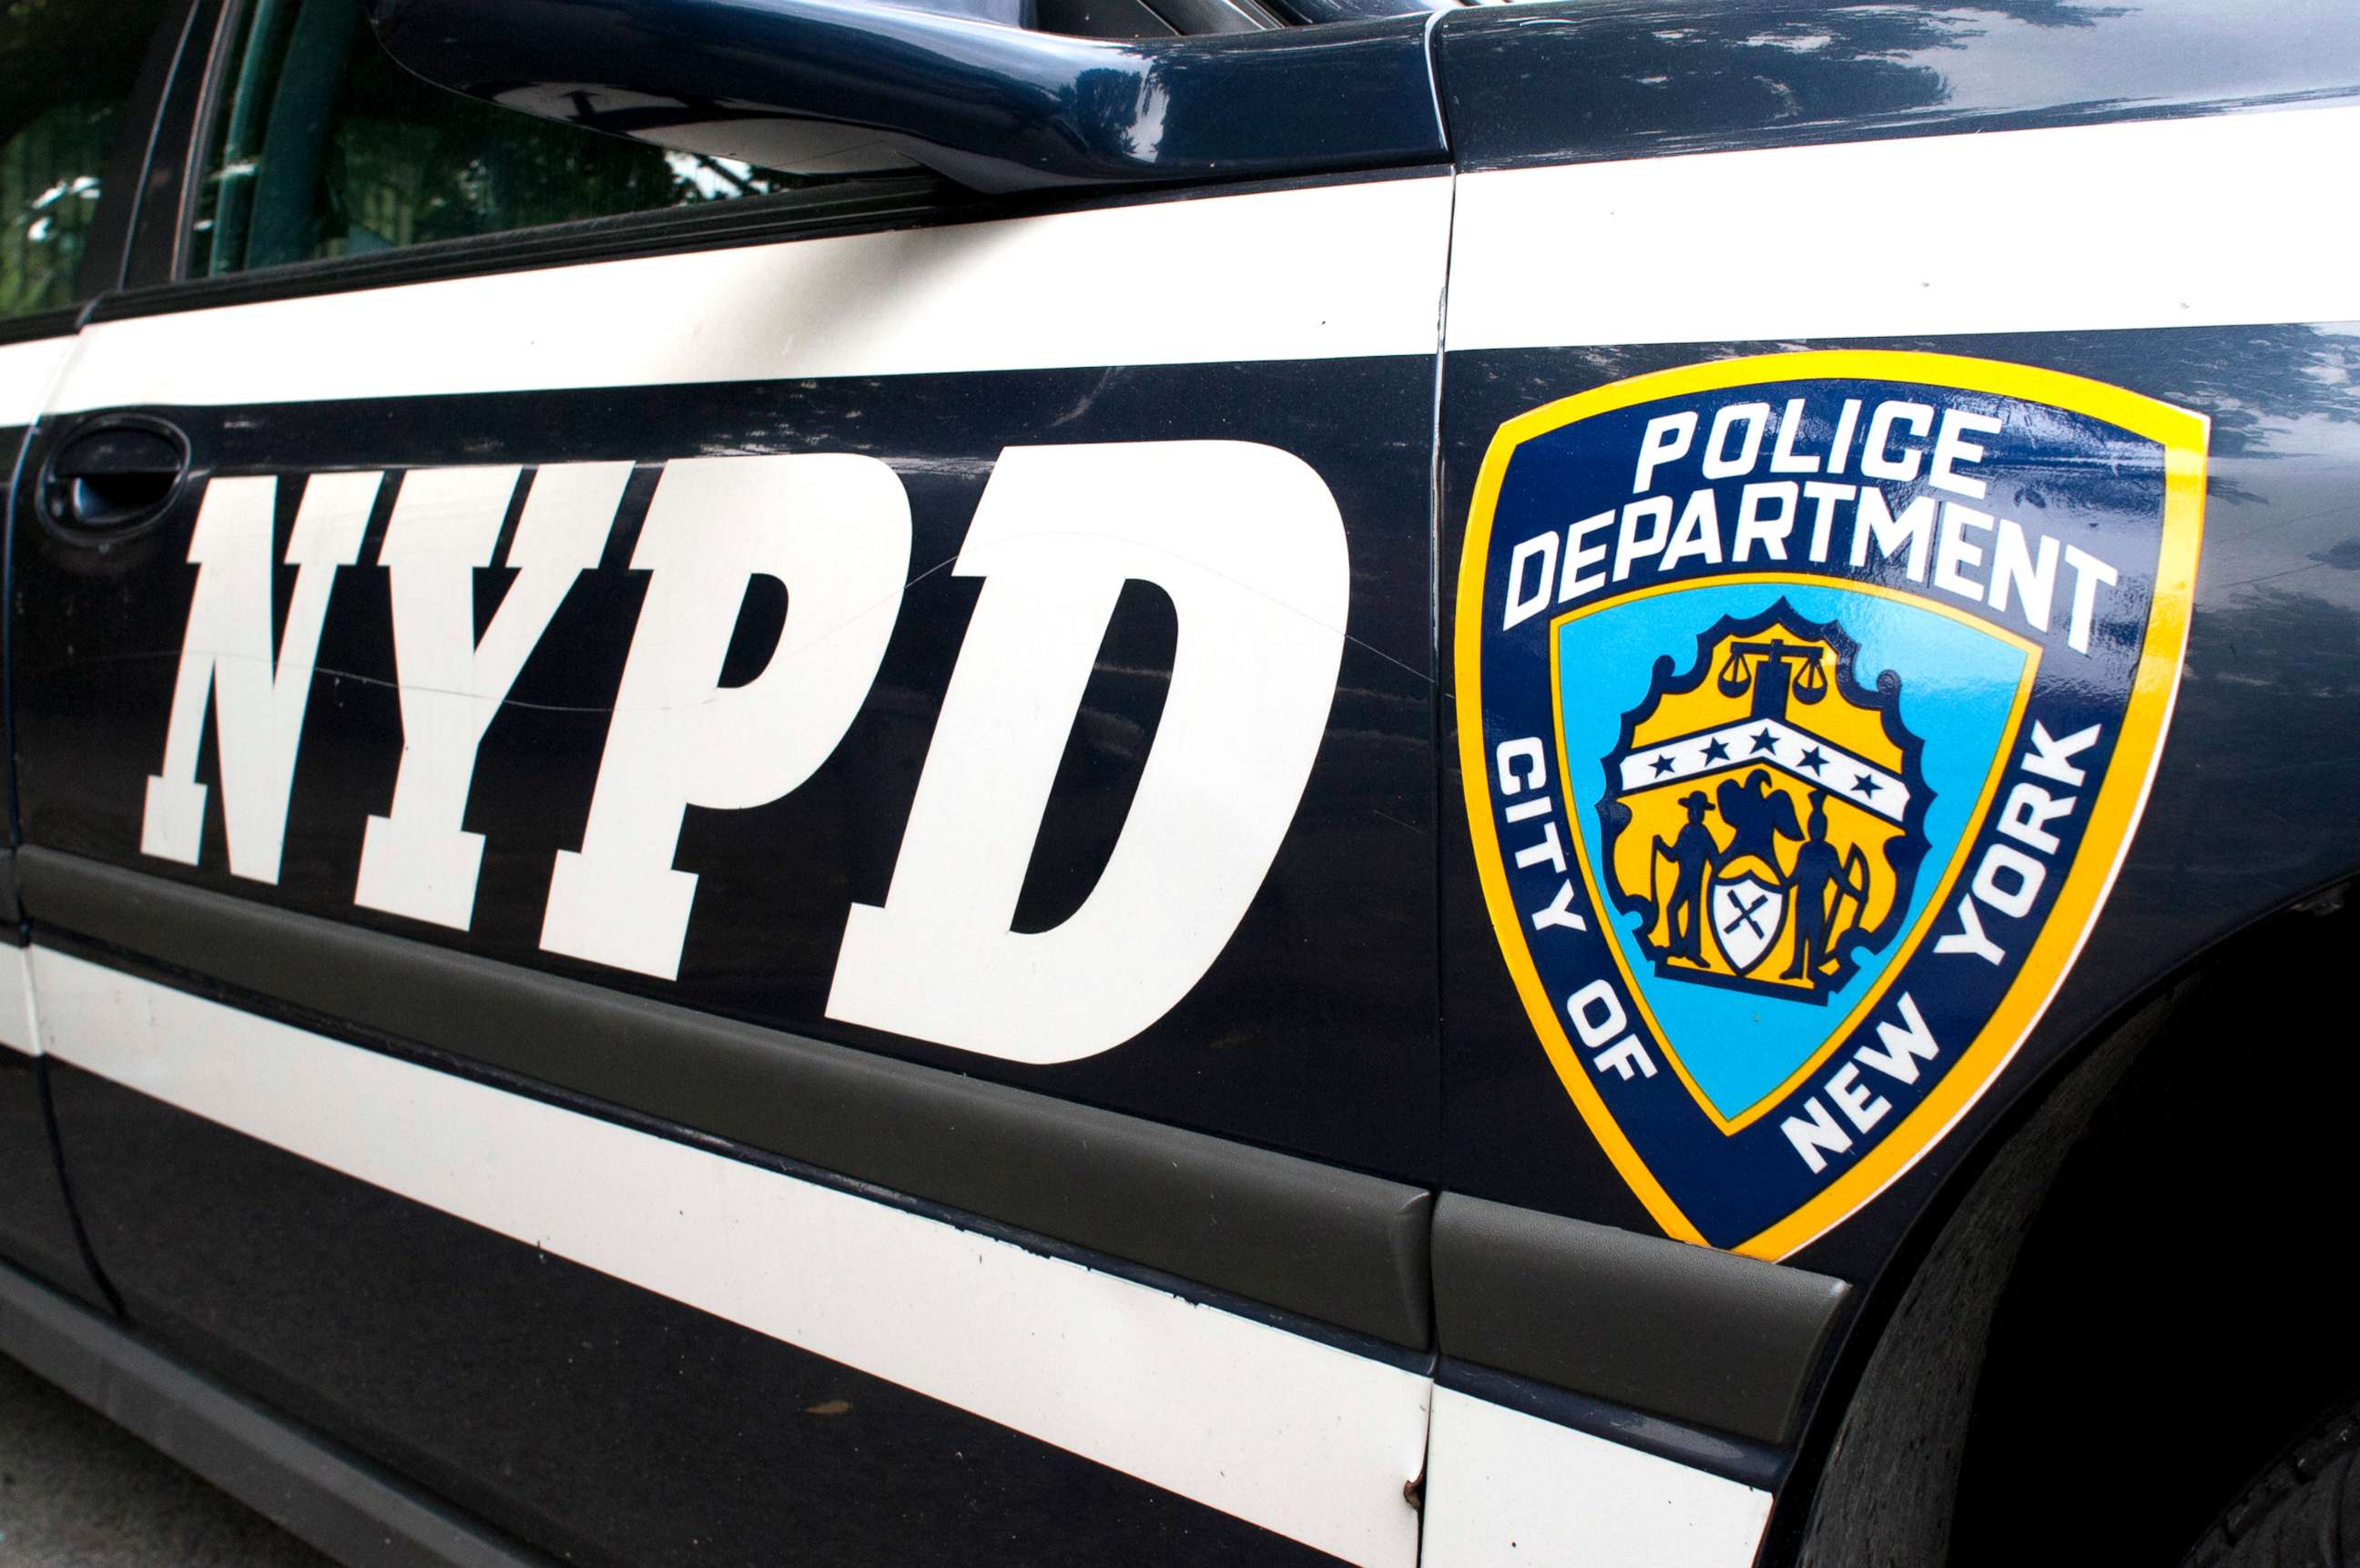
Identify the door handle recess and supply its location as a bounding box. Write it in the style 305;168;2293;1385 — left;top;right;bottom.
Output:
39;416;192;535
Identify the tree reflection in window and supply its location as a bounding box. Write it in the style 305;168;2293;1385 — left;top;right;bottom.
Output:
1;0;172;318
193;0;819;277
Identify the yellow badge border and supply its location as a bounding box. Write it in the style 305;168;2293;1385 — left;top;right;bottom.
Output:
1548;575;2041;1136
1455;349;2209;1259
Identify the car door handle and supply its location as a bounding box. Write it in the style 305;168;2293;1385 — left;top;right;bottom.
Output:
39;416;192;534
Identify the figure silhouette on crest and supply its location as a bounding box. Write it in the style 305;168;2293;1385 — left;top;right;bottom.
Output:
1651;791;1722;963
1785;789;1869;981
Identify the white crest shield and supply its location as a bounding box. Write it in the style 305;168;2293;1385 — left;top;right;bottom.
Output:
1708;870;1785;975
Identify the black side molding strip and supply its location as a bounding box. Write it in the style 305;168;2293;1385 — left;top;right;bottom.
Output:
0;1257;554;1568
18;848;1433;1349
1431;1192;1849;1446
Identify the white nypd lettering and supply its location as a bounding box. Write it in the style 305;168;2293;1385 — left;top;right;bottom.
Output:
1785;721;2101;1172
541;453;911;981
1859;401;1932;482
142;471;380;882
1563;977;1657;1084
1781;992;1941;1175
143;441;1348;1064
1933;719;2102;968
1492;737;1588;936
825;441;1347;1064
1507;396;2125;651
355;462;631;930
1632;411;1696;494
1772;720;2104;1172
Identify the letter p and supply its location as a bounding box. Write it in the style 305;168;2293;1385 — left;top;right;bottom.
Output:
1633;412;1698;494
538;454;911;980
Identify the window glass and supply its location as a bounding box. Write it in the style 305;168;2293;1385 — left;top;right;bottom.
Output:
1;0;176;320
193;0;812;276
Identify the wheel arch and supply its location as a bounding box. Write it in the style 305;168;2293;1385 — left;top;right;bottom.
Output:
1765;875;2360;1567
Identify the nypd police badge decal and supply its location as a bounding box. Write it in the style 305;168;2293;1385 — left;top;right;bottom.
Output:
1456;351;2207;1257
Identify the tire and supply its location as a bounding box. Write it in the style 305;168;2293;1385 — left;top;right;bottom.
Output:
2187;1395;2360;1568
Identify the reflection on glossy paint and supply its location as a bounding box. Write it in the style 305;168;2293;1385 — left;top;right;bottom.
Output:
1441;0;2360;166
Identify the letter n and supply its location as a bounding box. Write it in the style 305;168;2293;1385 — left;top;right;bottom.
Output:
141;473;379;881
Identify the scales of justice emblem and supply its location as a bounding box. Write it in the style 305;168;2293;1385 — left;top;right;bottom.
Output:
1600;599;1930;1005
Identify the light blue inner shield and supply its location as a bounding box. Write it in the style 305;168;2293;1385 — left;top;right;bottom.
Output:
1555;583;2032;1122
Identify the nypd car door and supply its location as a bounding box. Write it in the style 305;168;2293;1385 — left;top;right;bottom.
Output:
9;0;1451;1561
1425;5;2360;1563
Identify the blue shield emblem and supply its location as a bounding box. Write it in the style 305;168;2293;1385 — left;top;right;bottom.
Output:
1457;351;2207;1257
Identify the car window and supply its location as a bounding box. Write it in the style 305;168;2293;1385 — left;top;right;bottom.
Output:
191;0;817;277
1;0;177;320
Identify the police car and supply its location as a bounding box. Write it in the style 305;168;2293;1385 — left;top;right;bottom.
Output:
3;0;2356;1563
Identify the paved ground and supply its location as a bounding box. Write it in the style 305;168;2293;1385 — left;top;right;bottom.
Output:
0;1351;333;1566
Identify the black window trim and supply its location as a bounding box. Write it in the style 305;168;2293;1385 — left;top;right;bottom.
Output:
78;0;205;301
105;169;974;321
91;161;1447;321
0;304;85;351
145;0;234;290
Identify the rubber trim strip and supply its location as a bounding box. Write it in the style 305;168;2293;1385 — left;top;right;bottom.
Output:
17;848;1434;1349
1432;1192;1848;1446
91;162;1444;322
0;1257;555;1568
0;308;85;350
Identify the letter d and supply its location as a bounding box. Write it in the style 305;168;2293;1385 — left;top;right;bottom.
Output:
826;441;1348;1064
